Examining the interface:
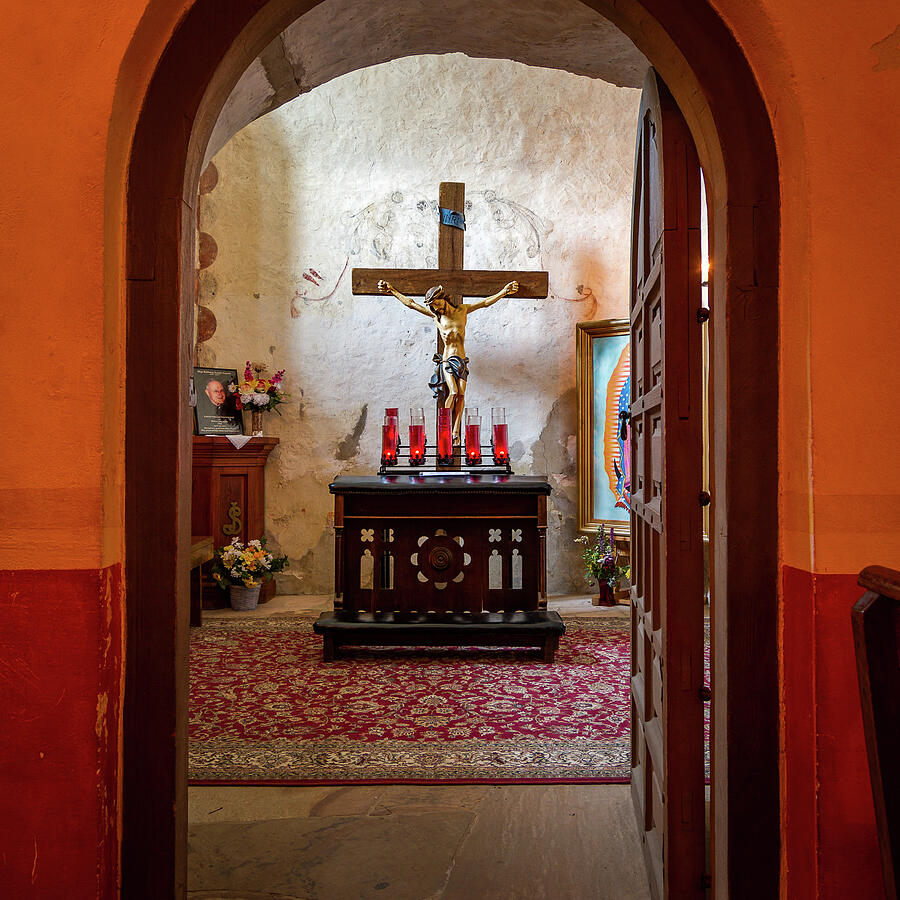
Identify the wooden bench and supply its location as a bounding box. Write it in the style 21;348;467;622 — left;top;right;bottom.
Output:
853;565;900;900
313;609;565;662
189;535;214;627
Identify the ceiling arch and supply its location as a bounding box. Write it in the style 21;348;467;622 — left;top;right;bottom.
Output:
206;0;648;160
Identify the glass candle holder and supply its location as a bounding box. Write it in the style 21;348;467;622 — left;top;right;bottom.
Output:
465;407;479;425
437;407;453;462
390;408;402;453
491;407;509;464
385;408;400;451
408;407;426;464
381;413;399;465
465;415;482;464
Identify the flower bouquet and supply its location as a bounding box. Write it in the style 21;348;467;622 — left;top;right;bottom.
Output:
575;526;629;606
210;537;289;610
230;362;288;435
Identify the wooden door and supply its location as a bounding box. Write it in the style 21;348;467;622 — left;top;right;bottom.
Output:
629;69;705;900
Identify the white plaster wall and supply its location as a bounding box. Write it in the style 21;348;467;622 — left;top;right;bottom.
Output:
198;53;640;594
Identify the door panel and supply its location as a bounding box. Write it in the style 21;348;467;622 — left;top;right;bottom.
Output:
630;69;705;900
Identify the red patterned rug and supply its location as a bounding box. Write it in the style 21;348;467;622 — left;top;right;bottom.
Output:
189;615;635;784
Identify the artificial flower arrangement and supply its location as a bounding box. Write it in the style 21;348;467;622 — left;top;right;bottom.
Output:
230;361;288;414
575;525;629;589
211;537;289;589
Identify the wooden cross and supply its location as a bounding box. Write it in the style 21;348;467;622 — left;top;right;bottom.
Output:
351;181;549;313
353;182;549;457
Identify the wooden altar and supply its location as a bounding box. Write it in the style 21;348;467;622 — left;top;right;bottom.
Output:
313;474;565;660
191;436;279;606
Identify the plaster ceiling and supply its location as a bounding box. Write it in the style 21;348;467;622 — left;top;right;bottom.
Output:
206;0;649;161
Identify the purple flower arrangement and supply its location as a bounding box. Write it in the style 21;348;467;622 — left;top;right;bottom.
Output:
575;525;629;589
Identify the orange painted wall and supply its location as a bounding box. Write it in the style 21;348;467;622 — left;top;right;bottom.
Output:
714;3;900;897
0;0;897;895
0;1;189;892
713;0;900;576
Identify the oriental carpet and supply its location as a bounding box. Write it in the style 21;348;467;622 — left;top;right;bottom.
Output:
189;615;635;784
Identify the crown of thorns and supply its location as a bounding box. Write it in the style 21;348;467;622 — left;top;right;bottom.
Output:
424;285;459;308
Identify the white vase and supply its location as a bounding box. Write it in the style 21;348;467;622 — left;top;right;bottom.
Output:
229;584;261;611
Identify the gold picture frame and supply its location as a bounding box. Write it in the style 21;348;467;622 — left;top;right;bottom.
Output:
576;318;631;535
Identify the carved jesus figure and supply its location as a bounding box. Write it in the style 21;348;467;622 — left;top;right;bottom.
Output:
377;279;519;442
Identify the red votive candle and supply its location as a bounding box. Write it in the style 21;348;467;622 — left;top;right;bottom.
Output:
466;417;482;464
491;407;509;463
385;408;400;453
437;407;452;461
492;424;509;461
408;423;426;462
381;425;397;464
382;413;399;465
408;407;425;464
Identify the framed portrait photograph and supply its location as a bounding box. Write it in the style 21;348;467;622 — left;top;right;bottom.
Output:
193;366;243;435
576;319;631;534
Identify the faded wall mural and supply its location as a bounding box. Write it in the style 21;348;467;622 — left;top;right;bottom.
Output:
196;53;641;593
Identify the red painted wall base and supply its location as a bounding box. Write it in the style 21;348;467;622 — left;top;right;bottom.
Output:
782;566;885;900
0;565;122;898
0;561;885;898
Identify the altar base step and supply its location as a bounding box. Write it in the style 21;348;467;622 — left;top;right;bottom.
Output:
313;609;565;663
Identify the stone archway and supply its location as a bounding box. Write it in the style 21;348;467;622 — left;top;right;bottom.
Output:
119;1;778;896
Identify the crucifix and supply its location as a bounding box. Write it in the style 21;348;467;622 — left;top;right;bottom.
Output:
352;182;549;444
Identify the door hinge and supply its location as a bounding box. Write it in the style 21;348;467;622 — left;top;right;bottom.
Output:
701;873;712;890
699;491;711;507
696;307;710;323
699;685;711;702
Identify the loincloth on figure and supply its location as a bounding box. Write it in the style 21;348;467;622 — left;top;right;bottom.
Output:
428;353;470;402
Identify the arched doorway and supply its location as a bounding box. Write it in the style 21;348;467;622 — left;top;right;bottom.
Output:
118;1;779;895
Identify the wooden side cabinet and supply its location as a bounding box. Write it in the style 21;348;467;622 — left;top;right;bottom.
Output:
191;436;279;604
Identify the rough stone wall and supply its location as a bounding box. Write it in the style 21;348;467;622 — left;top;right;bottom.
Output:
197;53;640;594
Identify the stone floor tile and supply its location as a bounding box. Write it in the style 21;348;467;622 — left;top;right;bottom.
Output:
368;784;490;816
188;892;300;899
189;785;384;823
188;810;475;899
440;785;650;900
548;595;630;617
206;593;619;620
204;594;333;620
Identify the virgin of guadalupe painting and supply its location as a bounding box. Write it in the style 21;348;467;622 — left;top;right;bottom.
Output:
576;319;631;533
